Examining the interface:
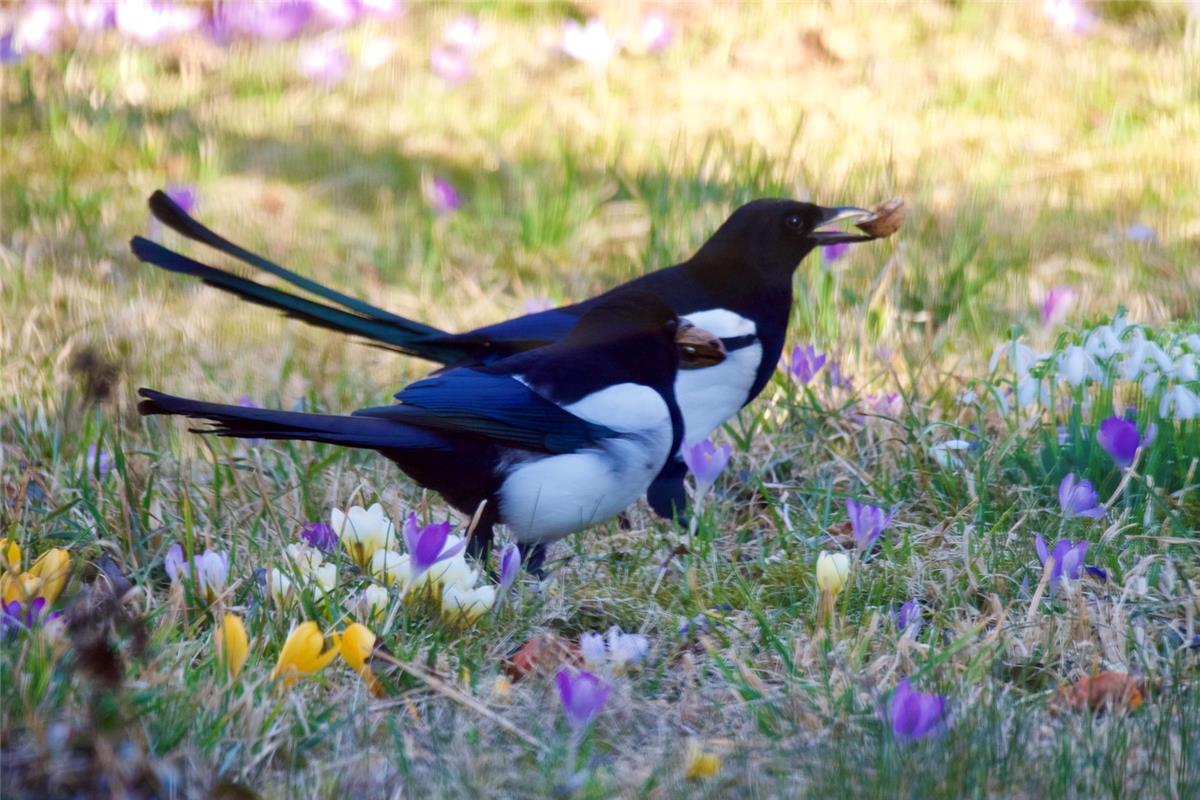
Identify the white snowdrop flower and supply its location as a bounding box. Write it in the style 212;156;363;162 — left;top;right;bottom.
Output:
1169;353;1197;383
1160;385;1200;420
1146;341;1173;372
1186;334;1200;353
1085;324;1123;361
989;342;1037;377
1017;376;1051;407
1057;345;1099;387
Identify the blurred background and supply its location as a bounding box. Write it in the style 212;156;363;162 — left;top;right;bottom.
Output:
2;0;1199;417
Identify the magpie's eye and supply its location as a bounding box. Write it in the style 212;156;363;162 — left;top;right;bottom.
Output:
783;214;805;232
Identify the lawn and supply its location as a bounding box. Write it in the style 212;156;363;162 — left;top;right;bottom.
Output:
2;2;1199;798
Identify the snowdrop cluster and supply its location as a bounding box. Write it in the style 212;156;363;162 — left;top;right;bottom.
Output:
988;314;1200;420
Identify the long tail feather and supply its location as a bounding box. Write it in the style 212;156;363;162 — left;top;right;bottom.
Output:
131;236;470;362
137;388;444;450
147;190;440;335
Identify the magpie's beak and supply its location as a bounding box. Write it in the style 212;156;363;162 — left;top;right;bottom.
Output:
676;322;726;369
808;206;875;245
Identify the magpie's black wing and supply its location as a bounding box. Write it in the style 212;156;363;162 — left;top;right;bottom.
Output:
353;369;617;454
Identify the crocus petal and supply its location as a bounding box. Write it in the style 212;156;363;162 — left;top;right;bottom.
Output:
498;543;520;596
219;613;249;679
580;632;606;667
1097;416;1139;468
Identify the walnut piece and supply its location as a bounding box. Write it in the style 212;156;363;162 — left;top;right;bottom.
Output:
855;197;906;238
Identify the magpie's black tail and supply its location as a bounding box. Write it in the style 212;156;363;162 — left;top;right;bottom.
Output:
137;388;444;451
133;190;465;364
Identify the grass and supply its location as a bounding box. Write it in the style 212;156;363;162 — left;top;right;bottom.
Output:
2;2;1199;797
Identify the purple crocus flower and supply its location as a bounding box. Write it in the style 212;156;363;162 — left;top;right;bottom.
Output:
1;32;20;65
1035;534;1088;583
1058;473;1104;519
889;678;946;740
498;542;520;596
896;599;921;635
847;499;894;553
13;2;65;56
164;183;197;215
1124;223;1155;243
1040;286;1075;328
1043;0;1096;34
1097;416;1140;468
682;438;732;495
66;1;117;33
821;241;851;265
85;444;113;478
423;176;462;214
444;14;483;52
164;543;230;601
556;668;610;732
788;344;826;386
300;521;338;551
401;513;464;579
311;0;360;29
2;597;45;633
213;1;313;42
826;361;854;392
640;12;674;53
429;45;472;84
297;41;349;86
115;0;204;46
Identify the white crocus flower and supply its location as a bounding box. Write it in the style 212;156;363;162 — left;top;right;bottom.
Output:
606;626;650;670
268;568;294;608
333;503;396;571
311;563;337;592
1160;385;1200;420
931;439;973;470
361;583;389;620
425;553;477;591
580;632;606;667
370;549;411;590
440;584;495;623
285;543;324;575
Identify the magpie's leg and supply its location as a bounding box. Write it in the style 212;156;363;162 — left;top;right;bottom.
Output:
646;454;690;526
465;507;498;565
522;542;548;579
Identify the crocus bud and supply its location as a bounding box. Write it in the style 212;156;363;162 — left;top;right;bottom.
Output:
816;552;850;596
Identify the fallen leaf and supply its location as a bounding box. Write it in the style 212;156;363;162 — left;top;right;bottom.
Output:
503;633;580;682
1054;671;1144;713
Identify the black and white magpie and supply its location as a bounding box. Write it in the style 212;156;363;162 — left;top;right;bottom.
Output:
137;290;709;576
132;193;875;522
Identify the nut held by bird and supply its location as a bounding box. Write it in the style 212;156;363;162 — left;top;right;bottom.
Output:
855;198;906;239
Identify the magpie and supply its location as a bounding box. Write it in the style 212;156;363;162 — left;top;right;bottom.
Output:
131;192;876;521
137;290;712;576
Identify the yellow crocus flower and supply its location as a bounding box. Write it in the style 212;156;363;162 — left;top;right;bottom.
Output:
28;548;70;604
337;622;381;696
816;551;850;597
0;538;20;572
271;621;337;686
218;614;249;680
685;750;722;780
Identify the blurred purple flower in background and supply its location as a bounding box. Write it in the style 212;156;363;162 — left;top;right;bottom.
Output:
165;182;197;214
430;45;472;84
1124;223;1155;243
498;542;520;597
359;34;395;70
640;12;674;53
562;19;618;70
359;0;406;19
896;599;921;635
1040;286;1075;327
682;438;732;495
66;1;116;33
1;32;19;64
215;1;313;42
85;444;113;478
1043;0;1097;34
423;176;461;214
826;361;854;392
2;597;60;634
847;498;894;553
821;241;851;265
116;0;203;46
1035;534;1088;583
1058;473;1104;519
444;14;482;52
300;521;338;551
888;678;946;740
312;0;360;29
1097;416;1140;468
298;40;349;85
556;668;610;731
788;344;826;385
13;2;65;56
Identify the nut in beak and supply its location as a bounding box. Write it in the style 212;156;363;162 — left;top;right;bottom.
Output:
676;321;727;369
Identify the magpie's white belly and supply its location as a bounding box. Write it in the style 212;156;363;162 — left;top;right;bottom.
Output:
498;382;673;543
675;308;762;445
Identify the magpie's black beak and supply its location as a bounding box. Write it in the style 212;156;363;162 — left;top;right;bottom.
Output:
808;206;874;245
676;321;726;368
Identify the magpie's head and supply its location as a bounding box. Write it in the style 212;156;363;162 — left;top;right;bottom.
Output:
562;289;719;387
692;199;873;284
